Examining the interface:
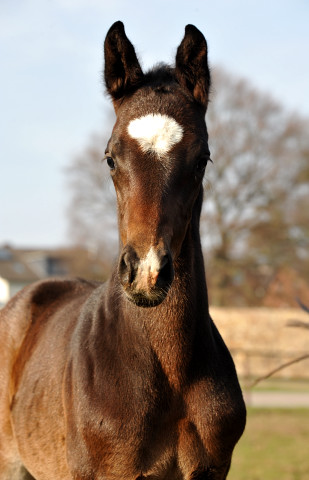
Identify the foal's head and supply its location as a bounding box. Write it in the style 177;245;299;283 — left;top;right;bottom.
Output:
104;22;211;307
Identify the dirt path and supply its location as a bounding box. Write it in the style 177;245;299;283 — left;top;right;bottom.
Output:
243;391;309;407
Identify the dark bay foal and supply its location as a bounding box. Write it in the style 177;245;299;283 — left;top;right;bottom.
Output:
0;22;246;480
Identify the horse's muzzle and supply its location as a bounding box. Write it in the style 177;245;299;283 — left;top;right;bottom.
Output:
118;245;174;307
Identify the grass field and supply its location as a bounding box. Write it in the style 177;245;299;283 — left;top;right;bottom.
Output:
228;408;309;480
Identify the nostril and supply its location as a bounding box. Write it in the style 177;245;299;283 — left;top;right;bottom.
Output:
157;254;174;288
159;254;169;270
119;247;139;287
119;254;130;286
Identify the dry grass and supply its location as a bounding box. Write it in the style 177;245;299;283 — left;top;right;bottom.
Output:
210;307;309;380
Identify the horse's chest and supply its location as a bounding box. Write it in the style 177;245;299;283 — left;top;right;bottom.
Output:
69;379;244;480
140;381;243;478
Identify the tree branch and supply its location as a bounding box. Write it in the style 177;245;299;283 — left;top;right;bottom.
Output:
250;354;309;388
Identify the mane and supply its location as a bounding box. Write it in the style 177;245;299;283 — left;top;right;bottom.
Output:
143;63;178;92
142;63;211;105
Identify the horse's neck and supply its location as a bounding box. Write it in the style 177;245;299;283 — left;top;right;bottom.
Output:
149;220;210;386
110;215;211;389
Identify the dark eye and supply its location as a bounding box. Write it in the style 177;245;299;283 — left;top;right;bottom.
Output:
196;156;211;173
106;156;115;170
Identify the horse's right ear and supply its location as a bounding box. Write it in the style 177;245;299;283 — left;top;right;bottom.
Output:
104;21;144;109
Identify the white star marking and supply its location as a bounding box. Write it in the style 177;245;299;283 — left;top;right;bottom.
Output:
127;114;183;155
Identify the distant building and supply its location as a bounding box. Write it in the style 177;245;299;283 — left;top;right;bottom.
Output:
0;246;39;306
0;245;109;307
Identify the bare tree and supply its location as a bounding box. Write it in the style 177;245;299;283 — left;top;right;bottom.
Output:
66;125;117;271
203;68;309;305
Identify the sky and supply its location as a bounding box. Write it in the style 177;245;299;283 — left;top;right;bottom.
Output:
1;0;309;248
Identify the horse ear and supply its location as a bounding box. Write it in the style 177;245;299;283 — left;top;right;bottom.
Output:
175;25;211;112
104;21;144;108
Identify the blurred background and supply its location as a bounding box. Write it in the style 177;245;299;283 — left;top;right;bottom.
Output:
1;1;309;478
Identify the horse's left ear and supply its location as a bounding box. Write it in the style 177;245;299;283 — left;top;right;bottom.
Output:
175;25;211;112
104;21;144;109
